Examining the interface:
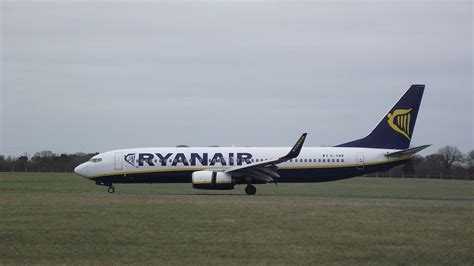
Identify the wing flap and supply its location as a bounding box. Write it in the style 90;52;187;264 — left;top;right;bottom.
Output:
255;167;280;178
248;170;274;183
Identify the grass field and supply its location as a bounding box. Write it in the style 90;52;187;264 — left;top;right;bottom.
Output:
0;172;472;265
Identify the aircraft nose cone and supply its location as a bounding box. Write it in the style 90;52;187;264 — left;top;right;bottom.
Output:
74;163;89;178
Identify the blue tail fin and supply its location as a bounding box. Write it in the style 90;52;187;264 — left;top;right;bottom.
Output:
337;84;425;149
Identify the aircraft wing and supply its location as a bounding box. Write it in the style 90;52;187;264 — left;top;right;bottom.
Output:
385;144;431;158
225;133;307;183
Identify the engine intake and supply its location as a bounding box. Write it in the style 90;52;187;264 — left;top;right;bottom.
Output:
192;171;234;190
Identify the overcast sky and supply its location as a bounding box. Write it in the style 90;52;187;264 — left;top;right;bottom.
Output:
1;0;473;156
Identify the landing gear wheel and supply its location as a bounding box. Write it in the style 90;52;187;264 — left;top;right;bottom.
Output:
245;185;257;195
107;186;115;193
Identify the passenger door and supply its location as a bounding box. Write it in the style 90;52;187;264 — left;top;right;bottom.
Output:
114;152;123;171
356;152;364;170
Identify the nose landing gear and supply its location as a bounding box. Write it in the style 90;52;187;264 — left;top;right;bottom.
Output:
245;185;257;195
95;181;116;193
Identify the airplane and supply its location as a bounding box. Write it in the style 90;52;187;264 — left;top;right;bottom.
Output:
74;84;430;195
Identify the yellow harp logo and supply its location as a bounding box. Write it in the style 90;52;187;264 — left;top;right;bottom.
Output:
387;109;412;140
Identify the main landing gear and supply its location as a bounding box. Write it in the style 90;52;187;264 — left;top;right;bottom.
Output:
107;186;115;193
245;185;257;195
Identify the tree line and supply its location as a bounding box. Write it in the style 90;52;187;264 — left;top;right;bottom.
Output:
0;151;98;173
368;146;474;180
0;146;473;179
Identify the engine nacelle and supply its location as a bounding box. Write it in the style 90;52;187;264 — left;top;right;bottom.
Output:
192;171;234;190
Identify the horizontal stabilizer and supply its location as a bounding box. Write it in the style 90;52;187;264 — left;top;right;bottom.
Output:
385;145;431;158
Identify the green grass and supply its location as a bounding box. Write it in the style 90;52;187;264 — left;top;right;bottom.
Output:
0;172;472;265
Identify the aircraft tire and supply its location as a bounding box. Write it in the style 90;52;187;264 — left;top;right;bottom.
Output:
107;186;115;193
245;185;256;195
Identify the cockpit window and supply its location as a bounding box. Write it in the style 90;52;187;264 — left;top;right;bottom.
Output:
89;158;102;163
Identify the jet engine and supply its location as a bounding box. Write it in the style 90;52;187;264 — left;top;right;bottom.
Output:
192;171;234;190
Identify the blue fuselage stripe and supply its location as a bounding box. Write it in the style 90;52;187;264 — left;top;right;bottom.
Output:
93;159;409;184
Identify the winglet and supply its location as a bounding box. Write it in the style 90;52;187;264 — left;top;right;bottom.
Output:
283;133;307;159
225;133;308;174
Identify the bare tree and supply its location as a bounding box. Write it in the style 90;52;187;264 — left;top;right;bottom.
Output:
467;150;474;169
437;146;463;169
426;154;444;170
18;156;28;172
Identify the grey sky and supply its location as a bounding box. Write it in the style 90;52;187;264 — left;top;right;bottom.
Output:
1;1;473;157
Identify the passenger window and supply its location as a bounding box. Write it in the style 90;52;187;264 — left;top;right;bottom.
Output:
318;159;321;163
332;159;335;163
336;159;339;162
342;159;344;163
323;159;326;162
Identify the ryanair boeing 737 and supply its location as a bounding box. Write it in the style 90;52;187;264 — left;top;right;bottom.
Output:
74;85;429;195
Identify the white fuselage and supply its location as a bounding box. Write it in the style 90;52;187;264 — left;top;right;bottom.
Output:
74;146;406;182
